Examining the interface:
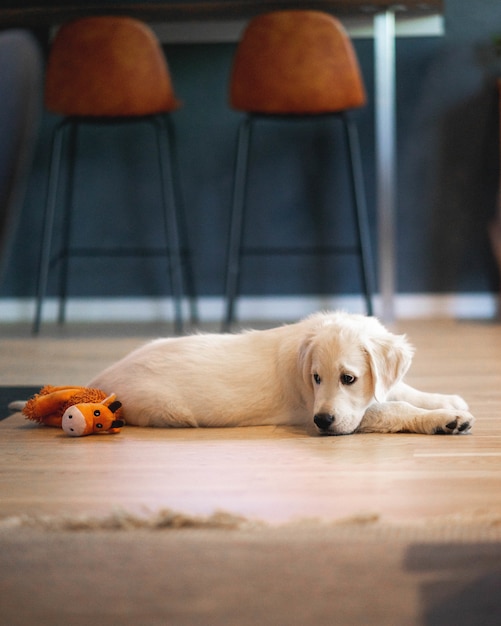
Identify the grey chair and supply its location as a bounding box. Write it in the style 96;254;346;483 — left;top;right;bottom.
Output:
0;30;42;288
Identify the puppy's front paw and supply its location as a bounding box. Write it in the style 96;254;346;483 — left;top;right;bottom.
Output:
432;410;475;435
441;394;469;411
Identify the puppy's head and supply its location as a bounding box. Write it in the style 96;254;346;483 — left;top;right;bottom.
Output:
298;312;413;435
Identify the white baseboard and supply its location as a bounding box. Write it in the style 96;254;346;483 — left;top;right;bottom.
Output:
0;293;498;324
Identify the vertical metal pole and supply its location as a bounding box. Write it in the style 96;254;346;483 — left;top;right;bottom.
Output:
374;10;396;322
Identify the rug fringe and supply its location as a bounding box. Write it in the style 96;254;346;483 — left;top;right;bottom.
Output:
3;507;501;540
0;508;254;532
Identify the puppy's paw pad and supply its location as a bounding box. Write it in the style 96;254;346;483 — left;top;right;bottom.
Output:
434;411;474;435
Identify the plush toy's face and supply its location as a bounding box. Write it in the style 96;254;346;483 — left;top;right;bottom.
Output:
62;400;124;437
62;405;94;436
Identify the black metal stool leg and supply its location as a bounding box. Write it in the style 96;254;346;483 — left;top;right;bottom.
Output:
164;115;198;327
57;120;78;325
223;116;252;332
33;119;68;334
342;113;375;316
155;115;184;334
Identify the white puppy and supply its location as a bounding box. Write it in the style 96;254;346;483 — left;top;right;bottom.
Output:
89;311;474;436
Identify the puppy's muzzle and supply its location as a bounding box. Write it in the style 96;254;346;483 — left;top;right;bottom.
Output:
314;412;335;431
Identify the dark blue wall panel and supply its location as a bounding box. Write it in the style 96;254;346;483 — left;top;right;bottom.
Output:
2;0;501;301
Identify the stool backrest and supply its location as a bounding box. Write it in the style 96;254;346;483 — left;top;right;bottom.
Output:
45;16;180;117
230;10;366;115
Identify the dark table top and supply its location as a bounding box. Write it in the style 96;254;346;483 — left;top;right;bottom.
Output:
0;1;445;28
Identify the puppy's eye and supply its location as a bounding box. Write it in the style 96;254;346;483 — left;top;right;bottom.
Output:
341;373;356;386
313;373;322;385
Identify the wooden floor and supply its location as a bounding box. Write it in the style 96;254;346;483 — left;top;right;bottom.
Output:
1;317;501;528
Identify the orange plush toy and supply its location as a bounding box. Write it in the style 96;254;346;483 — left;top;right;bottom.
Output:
23;385;125;436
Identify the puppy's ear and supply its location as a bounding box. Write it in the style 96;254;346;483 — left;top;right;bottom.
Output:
364;333;414;402
298;333;314;387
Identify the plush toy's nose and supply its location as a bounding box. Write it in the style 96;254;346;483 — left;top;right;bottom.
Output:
62;406;88;436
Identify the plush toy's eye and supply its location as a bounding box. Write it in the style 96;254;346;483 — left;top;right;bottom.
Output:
341;373;357;386
94;410;101;417
96;423;103;429
313;373;321;385
67;414;73;420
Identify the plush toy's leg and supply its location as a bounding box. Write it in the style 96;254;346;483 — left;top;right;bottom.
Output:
23;386;88;426
8;400;26;414
39;414;66;428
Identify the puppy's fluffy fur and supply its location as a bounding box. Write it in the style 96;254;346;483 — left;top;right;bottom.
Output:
89;311;474;436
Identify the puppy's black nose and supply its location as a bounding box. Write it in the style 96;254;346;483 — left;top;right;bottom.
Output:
314;413;334;430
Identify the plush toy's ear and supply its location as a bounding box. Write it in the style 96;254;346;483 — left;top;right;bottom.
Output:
364;333;414;402
107;400;122;414
102;393;117;406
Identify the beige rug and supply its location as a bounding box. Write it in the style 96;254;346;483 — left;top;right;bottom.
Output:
2;521;501;626
3;403;501;625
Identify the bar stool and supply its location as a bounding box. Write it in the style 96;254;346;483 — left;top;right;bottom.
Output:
34;16;191;333
224;10;375;330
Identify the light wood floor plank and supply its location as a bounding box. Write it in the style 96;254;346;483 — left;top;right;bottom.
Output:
1;319;500;526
